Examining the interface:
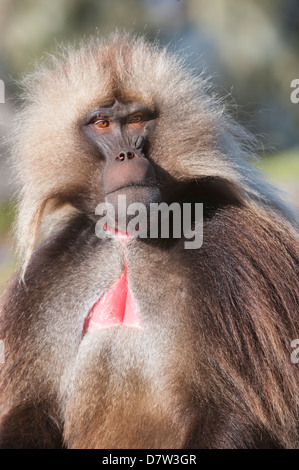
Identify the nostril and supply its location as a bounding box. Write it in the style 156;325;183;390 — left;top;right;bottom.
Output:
116;151;135;161
116;152;126;161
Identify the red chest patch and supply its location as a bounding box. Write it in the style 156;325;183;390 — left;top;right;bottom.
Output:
84;269;141;332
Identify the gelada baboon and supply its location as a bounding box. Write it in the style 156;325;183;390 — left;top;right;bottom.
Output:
0;33;298;449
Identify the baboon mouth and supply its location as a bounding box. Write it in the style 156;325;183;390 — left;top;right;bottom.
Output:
105;182;158;196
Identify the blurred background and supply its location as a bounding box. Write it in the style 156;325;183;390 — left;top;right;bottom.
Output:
0;0;298;292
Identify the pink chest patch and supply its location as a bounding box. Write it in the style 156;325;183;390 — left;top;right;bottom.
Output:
84;269;141;332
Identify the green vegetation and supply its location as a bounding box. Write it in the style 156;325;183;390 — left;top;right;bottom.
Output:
0;259;16;294
0;202;17;294
0;201;17;235
258;148;299;182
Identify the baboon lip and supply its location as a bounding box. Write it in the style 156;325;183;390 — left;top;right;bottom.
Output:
105;183;157;196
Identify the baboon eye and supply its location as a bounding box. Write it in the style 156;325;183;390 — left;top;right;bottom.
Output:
129;115;143;124
95;119;110;128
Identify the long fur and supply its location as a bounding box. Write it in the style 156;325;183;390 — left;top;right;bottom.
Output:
11;33;297;267
1;33;299;449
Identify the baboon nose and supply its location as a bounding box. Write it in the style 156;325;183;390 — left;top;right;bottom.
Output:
116;151;135;161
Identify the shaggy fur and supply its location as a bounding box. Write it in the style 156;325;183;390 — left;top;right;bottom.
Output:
0;33;298;449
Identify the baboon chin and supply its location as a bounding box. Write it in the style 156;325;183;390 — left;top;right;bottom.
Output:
0;33;298;449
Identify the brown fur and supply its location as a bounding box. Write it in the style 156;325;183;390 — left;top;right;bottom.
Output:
0;33;298;449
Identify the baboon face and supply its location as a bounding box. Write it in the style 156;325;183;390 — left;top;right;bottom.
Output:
14;34;223;258
82;99;161;221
